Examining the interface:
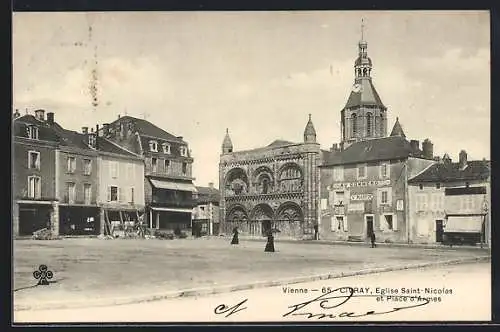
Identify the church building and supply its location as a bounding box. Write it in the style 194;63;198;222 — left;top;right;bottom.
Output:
219;115;321;239
319;30;436;244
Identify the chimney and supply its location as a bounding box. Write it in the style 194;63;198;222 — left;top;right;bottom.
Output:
82;127;89;134
433;156;441;163
410;140;420;152
208;182;214;189
118;114;121;119
96;124;100;137
422;138;434;159
459;150;468;170
34;109;45;121
443;153;452;165
177;136;183;141
330;143;339;152
13;109;20;119
46;112;54;124
103;123;110;136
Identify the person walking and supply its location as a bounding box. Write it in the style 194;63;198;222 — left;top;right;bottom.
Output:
231;227;239;245
370;231;376;248
264;229;275;252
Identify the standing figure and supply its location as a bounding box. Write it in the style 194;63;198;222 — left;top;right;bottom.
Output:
370;231;376;248
264;229;275;252
231;227;239;245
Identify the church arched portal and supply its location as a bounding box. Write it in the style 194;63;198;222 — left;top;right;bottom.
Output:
275;202;304;239
225;204;249;234
249;204;274;237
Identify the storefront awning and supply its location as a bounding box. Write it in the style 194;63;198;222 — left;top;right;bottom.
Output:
151;207;194;213
445;216;483;233
149;179;198;192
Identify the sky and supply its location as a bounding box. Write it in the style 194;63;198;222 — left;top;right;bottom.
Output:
12;11;490;188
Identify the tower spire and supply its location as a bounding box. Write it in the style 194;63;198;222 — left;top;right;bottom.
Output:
361;18;365;41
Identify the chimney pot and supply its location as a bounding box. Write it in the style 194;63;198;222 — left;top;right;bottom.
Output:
46;112;54;124
459;150;468;169
82;127;88;134
34;109;45;121
209;182;214;189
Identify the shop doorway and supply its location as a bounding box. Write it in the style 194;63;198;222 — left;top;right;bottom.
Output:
365;214;374;239
435;220;444;243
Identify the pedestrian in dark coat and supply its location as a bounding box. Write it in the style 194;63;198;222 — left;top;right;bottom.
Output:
370;231;376;248
264;229;275;252
231;227;239;245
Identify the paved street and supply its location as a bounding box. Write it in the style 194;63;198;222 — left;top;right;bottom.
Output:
14;262;490;323
14;237;489;312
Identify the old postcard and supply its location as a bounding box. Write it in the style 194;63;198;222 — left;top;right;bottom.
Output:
12;10;491;323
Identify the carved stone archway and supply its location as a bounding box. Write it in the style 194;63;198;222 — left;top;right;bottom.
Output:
275;201;304;238
224;167;249;196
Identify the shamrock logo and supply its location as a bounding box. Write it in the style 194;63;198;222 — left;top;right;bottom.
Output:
33;265;53;286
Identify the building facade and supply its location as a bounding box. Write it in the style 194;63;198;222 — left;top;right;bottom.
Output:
192;183;220;236
319;34;435;244
12;110;59;236
408;151;490;246
96;137;145;236
219;115;321;239
100;115;196;231
51;121;101;236
12;110;147;237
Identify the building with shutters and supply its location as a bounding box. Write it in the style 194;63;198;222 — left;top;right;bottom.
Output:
219;115;321;239
12;110;59;236
318;32;436;244
99;115;196;231
12;109;146;237
408;151;490;247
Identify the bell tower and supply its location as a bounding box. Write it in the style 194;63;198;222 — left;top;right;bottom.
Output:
340;20;388;150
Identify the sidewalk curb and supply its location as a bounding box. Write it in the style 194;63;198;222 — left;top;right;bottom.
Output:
238;237;491;251
13;255;490;312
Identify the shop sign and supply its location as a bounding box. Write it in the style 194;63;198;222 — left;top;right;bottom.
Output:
350;193;373;201
333;205;345;215
330;179;391;190
348;202;365;212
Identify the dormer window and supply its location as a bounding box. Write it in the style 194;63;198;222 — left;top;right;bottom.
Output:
26;125;39;140
180;146;188;157
149;140;158;152
162;143;171;154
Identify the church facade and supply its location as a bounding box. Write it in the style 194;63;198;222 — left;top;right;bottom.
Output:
218;116;321;239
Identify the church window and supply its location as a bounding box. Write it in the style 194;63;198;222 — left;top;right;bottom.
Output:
363;68;367;76
379;115;384;134
367;113;373;136
352;114;357;136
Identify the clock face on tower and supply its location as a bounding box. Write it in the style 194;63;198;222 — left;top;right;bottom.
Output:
352;83;362;93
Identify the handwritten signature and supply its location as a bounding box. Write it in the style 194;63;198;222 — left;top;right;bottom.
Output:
283;287;430;319
214;287;431;320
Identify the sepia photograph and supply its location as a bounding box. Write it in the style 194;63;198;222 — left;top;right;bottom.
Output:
11;10;491;323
